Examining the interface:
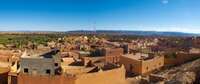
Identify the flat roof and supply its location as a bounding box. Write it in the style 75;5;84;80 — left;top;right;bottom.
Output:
122;53;149;60
21;49;59;59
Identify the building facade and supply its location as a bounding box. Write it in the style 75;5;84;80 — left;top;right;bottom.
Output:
20;49;61;76
120;53;164;75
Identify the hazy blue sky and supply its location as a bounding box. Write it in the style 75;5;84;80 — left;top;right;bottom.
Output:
0;0;199;33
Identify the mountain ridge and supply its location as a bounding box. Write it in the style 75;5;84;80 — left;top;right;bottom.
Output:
0;30;199;36
67;30;200;37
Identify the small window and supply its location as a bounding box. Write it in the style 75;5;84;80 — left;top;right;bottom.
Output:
24;68;28;73
55;63;58;66
46;69;51;74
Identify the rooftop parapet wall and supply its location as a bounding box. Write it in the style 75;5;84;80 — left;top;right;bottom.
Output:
120;54;164;75
19;49;62;76
17;66;126;84
164;53;200;66
17;74;76;84
75;65;126;84
120;55;142;74
141;56;164;74
103;48;124;57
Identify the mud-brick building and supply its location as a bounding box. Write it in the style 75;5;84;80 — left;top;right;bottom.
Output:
81;47;124;66
164;52;200;66
120;53;164;75
17;65;126;84
20;49;62;76
14;49;126;84
102;48;124;64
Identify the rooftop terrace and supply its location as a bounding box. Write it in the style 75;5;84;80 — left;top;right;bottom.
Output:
21;49;60;59
122;53;154;61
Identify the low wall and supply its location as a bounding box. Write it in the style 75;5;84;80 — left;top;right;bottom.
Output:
141;56;164;74
164;53;200;66
120;56;142;74
17;74;76;84
75;65;126;84
17;66;126;84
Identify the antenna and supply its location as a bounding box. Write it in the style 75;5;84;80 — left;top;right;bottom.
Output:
93;21;96;35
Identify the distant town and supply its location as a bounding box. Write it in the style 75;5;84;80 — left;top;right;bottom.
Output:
0;31;200;84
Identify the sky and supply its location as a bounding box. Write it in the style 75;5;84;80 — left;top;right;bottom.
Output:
0;0;200;33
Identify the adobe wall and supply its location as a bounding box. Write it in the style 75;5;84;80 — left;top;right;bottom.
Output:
141;56;164;74
17;66;126;84
105;55;120;64
164;53;200;66
120;56;142;74
105;48;123;64
75;66;126;84
17;74;76;84
0;50;14;62
83;56;105;66
120;56;164;75
104;48;123;56
0;56;10;62
20;58;57;75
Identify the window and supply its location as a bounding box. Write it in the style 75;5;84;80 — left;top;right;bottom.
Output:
55;63;58;66
46;69;51;74
24;68;28;73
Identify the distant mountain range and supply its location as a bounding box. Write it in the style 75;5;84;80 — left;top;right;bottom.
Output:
0;30;199;37
67;30;200;37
